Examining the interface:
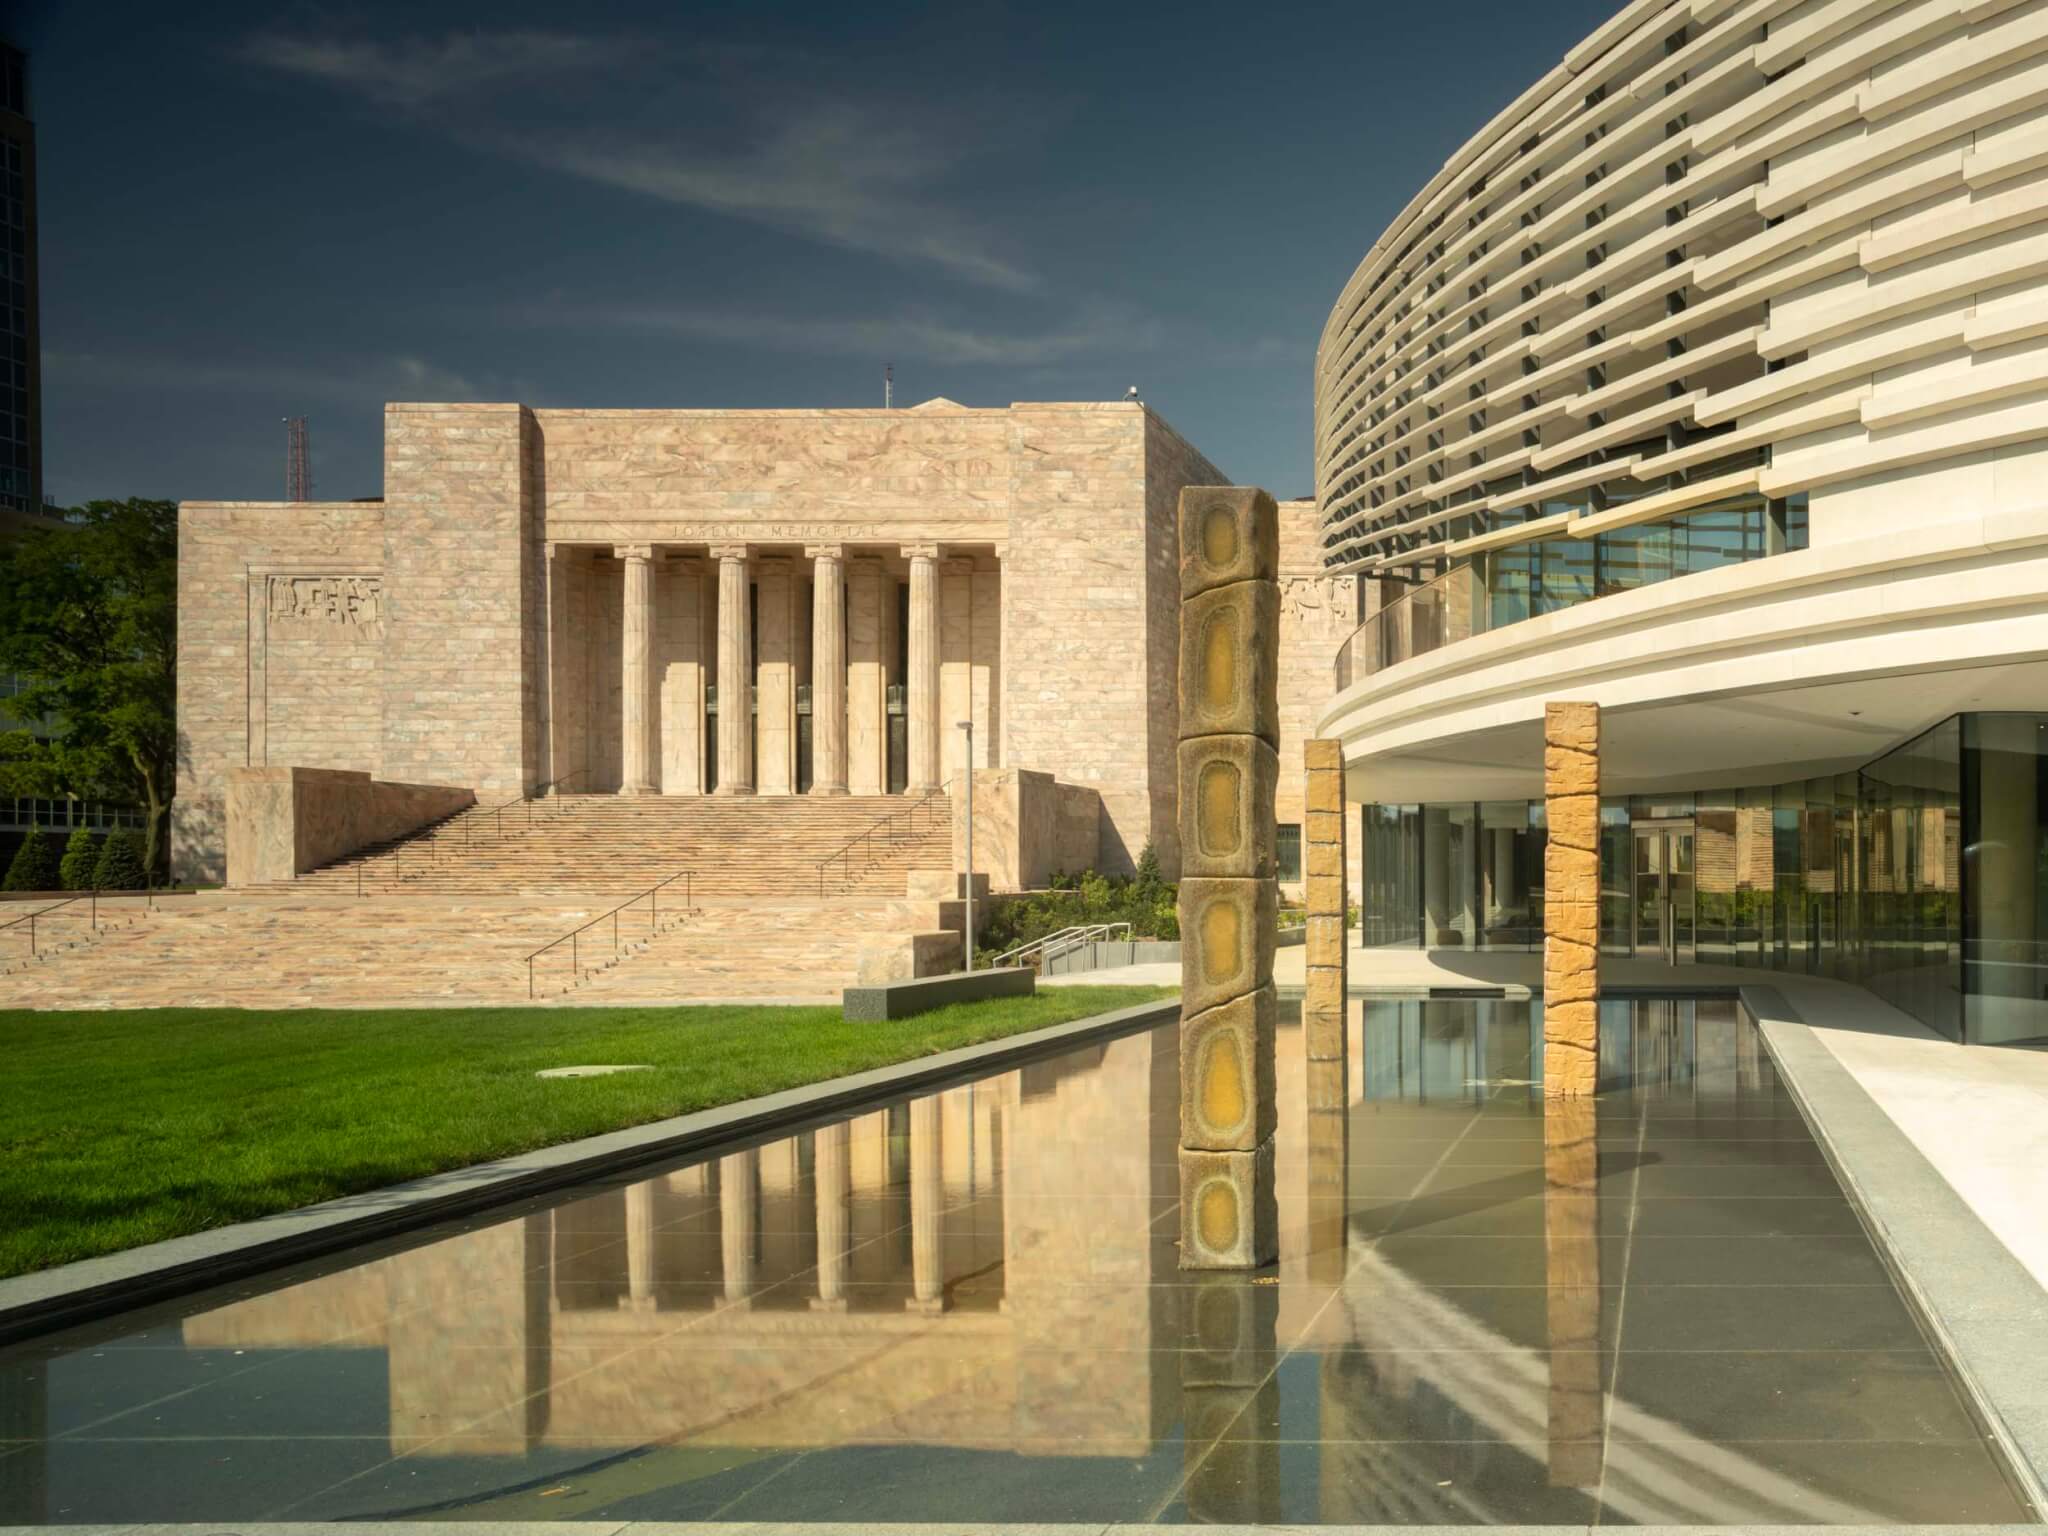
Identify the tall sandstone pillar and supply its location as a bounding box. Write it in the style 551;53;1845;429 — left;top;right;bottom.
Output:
1544;700;1601;1097
1302;737;1349;1284
712;547;753;796
807;546;848;795
1176;486;1280;1270
617;545;657;796
905;545;941;795
1544;1097;1604;1485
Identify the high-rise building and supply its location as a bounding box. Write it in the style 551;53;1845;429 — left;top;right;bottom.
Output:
0;42;39;519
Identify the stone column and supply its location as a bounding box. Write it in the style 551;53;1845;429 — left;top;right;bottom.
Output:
811;1121;850;1311
906;1093;945;1312
1303;737;1349;1285
616;544;657;796
905;545;941;795
623;1179;657;1310
1544;1097;1604;1486
754;556;796;795
807;546;848;795
939;556;975;783
1544;700;1601;1097
845;557;887;795
1177;487;1281;1270
712;546;753;796
719;1148;757;1306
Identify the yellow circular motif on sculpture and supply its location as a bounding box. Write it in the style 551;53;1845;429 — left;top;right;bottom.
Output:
1198;1025;1248;1133
1199;898;1242;985
1196;758;1242;856
1200;503;1238;569
1200;610;1236;712
1197;1177;1240;1254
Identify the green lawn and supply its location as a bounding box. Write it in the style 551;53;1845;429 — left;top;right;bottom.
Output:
0;987;1173;1279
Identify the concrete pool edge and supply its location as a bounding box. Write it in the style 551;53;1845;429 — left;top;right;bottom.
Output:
1742;982;2048;1519
0;996;1178;1348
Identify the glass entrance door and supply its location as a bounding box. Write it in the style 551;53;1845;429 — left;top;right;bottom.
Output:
1633;824;1696;964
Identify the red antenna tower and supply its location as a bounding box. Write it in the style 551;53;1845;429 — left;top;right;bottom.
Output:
284;417;311;502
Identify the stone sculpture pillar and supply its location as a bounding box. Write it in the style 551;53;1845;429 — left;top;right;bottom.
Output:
617;544;657;795
807;545;848;795
1177;486;1280;1270
1543;700;1601;1097
811;1121;851;1311
906;1093;945;1312
712;546;754;795
905;545;941;795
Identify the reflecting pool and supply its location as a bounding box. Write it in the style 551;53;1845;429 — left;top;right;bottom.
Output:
0;996;2029;1525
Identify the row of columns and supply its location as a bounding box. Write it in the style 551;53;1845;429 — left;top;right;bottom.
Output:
607;543;959;799
612;1105;949;1313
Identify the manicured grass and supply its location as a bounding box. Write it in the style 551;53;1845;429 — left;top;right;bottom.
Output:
0;987;1173;1279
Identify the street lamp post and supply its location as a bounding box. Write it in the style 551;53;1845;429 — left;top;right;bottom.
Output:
957;720;974;972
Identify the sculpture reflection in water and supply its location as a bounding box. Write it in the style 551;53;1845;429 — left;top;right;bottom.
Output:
0;997;2025;1526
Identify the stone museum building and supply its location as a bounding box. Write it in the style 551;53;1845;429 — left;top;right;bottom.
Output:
173;399;1360;898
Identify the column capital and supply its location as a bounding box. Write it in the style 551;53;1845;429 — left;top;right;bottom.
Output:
901;543;941;563
614;543;656;563
708;543;749;564
804;543;846;563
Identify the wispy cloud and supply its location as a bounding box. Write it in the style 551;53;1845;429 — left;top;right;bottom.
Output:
241;29;630;110
45;350;508;406
241;25;1037;290
555;301;1164;368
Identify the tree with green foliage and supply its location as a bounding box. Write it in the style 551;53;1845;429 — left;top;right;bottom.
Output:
92;828;149;891
0;500;177;876
3;826;61;892
57;826;102;890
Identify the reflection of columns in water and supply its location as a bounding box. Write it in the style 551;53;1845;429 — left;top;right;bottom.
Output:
812;1121;851;1311
624;1179;657;1309
906;1094;945;1313
905;545;941;794
1543;1096;1604;1487
712;546;754;795
720;1148;759;1305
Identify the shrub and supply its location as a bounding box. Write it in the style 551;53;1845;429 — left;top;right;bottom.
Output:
3;828;62;893
92;829;149;891
975;841;1181;964
58;828;103;891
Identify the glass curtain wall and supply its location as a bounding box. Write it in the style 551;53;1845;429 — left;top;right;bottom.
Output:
1962;714;2048;1046
1355;712;2046;1045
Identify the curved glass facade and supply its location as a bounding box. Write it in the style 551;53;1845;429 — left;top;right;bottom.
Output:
1360;712;2048;1047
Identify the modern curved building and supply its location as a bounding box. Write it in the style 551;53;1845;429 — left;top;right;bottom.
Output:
1313;0;2048;1045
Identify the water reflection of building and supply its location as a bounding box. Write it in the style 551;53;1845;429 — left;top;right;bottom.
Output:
183;1027;1185;1460
38;1001;1961;1525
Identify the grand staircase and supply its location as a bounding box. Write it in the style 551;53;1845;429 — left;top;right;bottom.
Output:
2;795;964;1008
285;793;953;900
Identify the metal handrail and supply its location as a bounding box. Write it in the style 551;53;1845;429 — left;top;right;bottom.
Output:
0;884;157;958
524;869;694;998
355;769;589;896
991;921;1132;969
815;782;950;896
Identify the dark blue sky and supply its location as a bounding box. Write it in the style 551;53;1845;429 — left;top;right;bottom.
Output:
20;0;1619;505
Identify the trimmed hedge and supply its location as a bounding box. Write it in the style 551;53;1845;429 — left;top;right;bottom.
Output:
92;829;149;891
3;828;62;893
58;828;103;891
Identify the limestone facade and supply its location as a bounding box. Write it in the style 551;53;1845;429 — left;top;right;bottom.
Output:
174;400;1225;884
1275;499;1364;908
